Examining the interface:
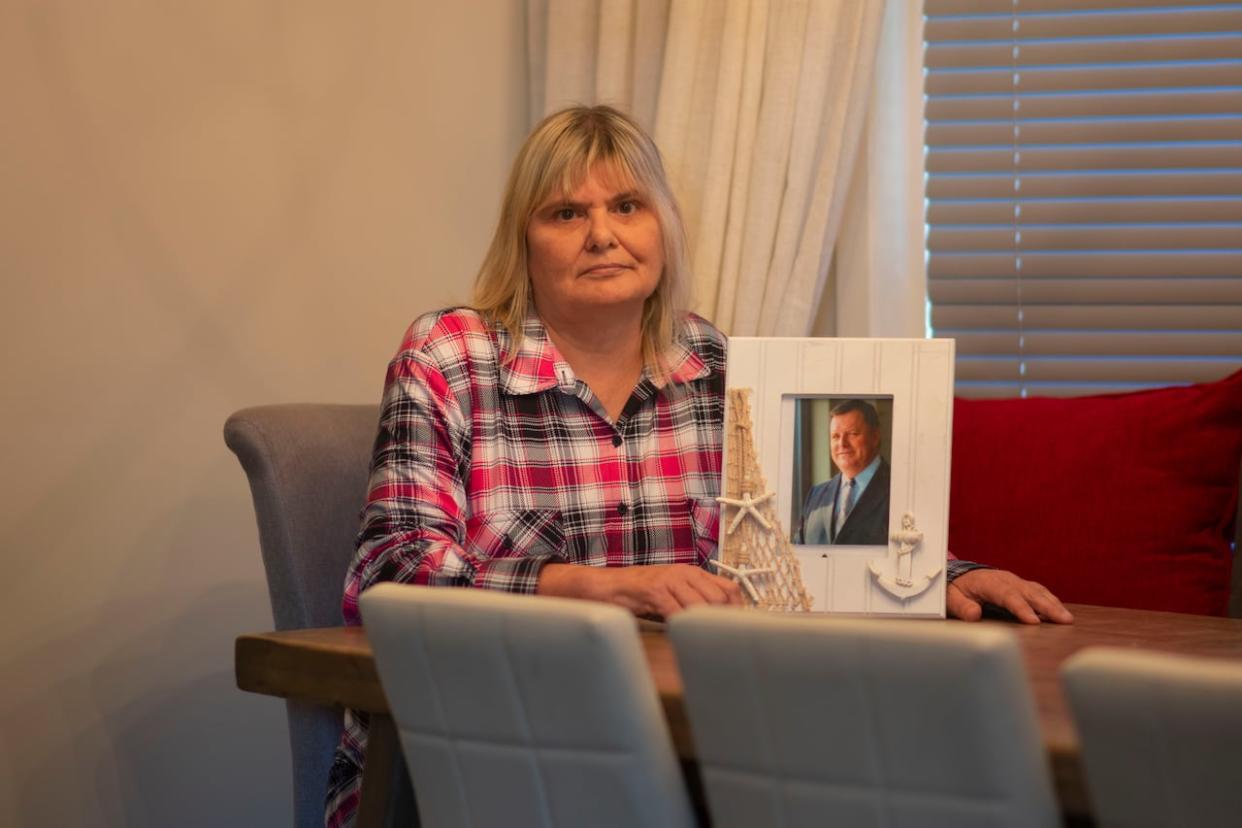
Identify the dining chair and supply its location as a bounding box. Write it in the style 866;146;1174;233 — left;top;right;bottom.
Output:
224;403;382;828
1062;647;1242;828
359;583;697;828
669;608;1059;828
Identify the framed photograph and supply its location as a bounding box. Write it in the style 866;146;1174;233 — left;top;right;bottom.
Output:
721;337;955;617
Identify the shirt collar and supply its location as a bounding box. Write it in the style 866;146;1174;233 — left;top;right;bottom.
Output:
660;335;710;387
848;454;884;495
497;314;572;396
497;313;712;396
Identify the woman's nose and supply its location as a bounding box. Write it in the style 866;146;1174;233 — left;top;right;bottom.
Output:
585;212;617;250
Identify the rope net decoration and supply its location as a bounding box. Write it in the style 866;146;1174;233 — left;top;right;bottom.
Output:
717;388;813;612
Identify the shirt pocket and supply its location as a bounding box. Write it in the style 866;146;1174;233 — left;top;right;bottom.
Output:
463;508;567;565
688;497;720;565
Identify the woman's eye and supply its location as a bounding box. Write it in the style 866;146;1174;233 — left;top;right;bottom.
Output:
555;207;576;221
617;200;637;214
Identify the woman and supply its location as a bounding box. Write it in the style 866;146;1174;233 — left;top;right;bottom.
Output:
326;105;1071;827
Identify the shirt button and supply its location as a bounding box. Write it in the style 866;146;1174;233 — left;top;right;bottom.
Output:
617;502;628;516
612;434;623;447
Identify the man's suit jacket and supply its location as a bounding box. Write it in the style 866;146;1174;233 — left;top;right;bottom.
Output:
799;458;891;545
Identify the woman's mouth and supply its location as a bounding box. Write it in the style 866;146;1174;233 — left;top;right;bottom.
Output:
581;263;631;277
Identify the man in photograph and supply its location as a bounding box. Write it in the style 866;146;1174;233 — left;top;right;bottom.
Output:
799;399;890;545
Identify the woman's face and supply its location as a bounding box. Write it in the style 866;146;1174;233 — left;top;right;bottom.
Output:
525;164;664;327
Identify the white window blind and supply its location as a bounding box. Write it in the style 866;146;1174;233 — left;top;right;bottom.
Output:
924;0;1242;397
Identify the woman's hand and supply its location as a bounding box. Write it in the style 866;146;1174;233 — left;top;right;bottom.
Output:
538;563;744;619
947;568;1074;625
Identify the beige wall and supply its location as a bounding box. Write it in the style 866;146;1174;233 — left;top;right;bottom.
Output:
0;1;526;824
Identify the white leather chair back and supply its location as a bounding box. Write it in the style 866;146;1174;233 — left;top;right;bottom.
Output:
669;608;1058;828
1062;647;1242;828
360;583;696;828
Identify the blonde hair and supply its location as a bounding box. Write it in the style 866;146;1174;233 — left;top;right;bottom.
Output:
472;105;691;381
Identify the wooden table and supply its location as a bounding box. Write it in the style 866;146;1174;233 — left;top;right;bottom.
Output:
236;604;1242;826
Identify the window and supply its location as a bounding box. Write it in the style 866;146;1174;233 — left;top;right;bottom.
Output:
923;0;1242;397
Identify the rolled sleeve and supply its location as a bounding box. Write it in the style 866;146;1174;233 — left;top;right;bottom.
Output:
344;344;474;624
947;556;990;582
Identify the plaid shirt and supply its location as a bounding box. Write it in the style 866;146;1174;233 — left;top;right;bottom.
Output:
325;308;979;826
326;308;725;826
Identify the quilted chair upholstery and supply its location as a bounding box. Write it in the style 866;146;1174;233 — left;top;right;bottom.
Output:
669;608;1058;828
1063;647;1242;828
360;583;697;828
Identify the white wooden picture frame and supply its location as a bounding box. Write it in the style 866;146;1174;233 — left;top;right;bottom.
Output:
723;338;955;617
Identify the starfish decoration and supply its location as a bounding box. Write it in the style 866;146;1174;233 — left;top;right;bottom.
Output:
710;559;775;604
716;490;776;534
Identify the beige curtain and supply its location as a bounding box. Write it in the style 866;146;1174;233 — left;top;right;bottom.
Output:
831;0;927;339
531;0;920;338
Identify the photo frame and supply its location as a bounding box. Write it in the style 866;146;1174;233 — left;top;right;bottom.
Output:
720;338;955;617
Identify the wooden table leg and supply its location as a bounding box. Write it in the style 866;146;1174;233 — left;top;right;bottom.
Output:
356;713;418;828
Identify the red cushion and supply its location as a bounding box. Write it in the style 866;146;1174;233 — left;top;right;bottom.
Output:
949;369;1242;616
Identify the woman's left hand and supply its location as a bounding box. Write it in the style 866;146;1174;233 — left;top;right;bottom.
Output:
947;569;1074;625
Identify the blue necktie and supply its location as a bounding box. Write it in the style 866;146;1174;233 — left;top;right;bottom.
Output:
835;478;855;538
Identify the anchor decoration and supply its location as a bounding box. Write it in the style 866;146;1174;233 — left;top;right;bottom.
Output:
714;388;813;612
868;512;942;600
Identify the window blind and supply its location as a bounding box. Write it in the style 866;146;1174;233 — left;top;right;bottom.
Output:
923;0;1242;397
